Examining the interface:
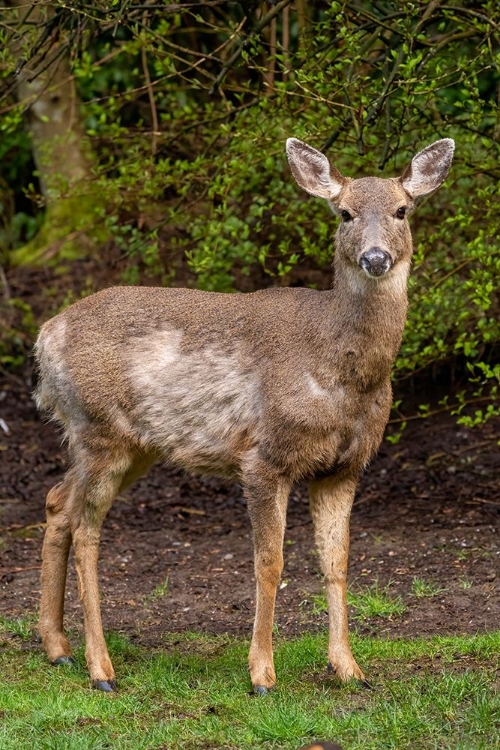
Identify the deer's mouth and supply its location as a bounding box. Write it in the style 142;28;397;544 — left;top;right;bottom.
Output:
359;247;393;277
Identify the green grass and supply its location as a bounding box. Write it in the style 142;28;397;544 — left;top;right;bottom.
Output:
0;619;499;749
146;576;170;602
0;614;38;640
411;577;447;599
310;580;406;620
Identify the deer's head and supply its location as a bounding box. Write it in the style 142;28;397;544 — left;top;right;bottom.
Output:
286;138;454;280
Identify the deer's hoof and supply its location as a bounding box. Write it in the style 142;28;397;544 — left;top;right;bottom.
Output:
51;656;76;667
92;679;117;692
327;662;370;687
253;684;270;696
357;679;373;690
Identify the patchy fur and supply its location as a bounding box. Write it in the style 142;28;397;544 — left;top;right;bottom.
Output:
35;137;454;692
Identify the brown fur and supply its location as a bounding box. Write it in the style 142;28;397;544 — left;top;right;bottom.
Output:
35;137;454;691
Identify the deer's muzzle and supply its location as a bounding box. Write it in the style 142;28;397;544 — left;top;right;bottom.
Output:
359;248;393;277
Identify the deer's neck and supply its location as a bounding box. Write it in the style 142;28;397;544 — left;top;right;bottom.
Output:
315;258;410;389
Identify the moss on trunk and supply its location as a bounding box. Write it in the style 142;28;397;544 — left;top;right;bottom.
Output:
8;0;110;268
9;194;109;267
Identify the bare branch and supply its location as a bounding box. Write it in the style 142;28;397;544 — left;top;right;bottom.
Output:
209;0;293;95
140;10;159;156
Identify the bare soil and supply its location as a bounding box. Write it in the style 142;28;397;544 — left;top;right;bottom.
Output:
1;256;499;648
1;379;499;647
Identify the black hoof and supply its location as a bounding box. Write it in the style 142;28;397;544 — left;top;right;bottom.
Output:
327;663;371;688
358;679;373;690
92;679;117;692
253;685;270;696
51;656;76;667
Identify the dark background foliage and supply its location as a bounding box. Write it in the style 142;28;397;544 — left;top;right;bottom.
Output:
0;0;499;425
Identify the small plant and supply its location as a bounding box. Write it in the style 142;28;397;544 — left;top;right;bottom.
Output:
251;701;318;743
412;578;446;599
309;581;406;621
348;581;406;620
147;576;169;602
0;615;37;640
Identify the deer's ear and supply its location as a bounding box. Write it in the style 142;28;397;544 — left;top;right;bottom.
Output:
286;138;346;201
400;138;455;198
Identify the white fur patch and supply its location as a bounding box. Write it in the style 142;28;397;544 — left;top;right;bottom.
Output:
380;261;410;296
305;373;330;399
125;330;261;473
35;318;69;414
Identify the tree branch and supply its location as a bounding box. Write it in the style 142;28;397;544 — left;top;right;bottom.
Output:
209;0;293;95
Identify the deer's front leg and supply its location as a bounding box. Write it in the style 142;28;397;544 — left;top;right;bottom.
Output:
309;474;366;683
244;469;290;694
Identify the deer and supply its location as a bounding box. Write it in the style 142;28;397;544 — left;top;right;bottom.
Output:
34;136;454;694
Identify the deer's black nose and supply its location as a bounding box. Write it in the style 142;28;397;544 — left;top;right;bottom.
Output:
359;248;393;277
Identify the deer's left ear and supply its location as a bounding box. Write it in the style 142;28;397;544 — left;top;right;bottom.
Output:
400;139;455;198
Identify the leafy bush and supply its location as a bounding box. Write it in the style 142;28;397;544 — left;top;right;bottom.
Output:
1;2;499;416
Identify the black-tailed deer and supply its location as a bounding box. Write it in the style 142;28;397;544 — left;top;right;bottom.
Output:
35;137;454;693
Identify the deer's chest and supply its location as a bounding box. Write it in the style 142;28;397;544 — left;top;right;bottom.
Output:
262;366;392;479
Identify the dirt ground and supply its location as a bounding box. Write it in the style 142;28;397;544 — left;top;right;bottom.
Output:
1;257;499;647
1;376;498;647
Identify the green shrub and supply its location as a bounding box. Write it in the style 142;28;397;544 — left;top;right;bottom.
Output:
1;2;499;418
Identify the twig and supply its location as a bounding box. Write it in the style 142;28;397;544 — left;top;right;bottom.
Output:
141;11;159;156
0;566;42;574
263;15;276;92
365;45;405;127
282;3;290;82
321;117;350;153
0;365;25;386
0;522;46;532
209;0;293;94
416;0;443;29
0;263;10;301
388;396;496;424
452;439;498;455
467;498;500;507
440;5;500;33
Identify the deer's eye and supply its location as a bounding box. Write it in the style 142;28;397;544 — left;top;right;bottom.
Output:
340;210;352;222
396;206;407;219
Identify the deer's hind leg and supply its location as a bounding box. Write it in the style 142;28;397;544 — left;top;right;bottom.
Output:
39;469;79;666
41;430;146;691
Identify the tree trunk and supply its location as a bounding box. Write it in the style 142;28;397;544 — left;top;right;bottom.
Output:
8;0;107;266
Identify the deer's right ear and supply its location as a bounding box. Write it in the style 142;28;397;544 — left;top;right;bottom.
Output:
286;138;345;201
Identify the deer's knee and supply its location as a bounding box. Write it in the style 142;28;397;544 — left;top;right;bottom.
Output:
72;523;101;553
46;483;69;515
255;552;284;588
44;485;72;550
324;568;348;586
